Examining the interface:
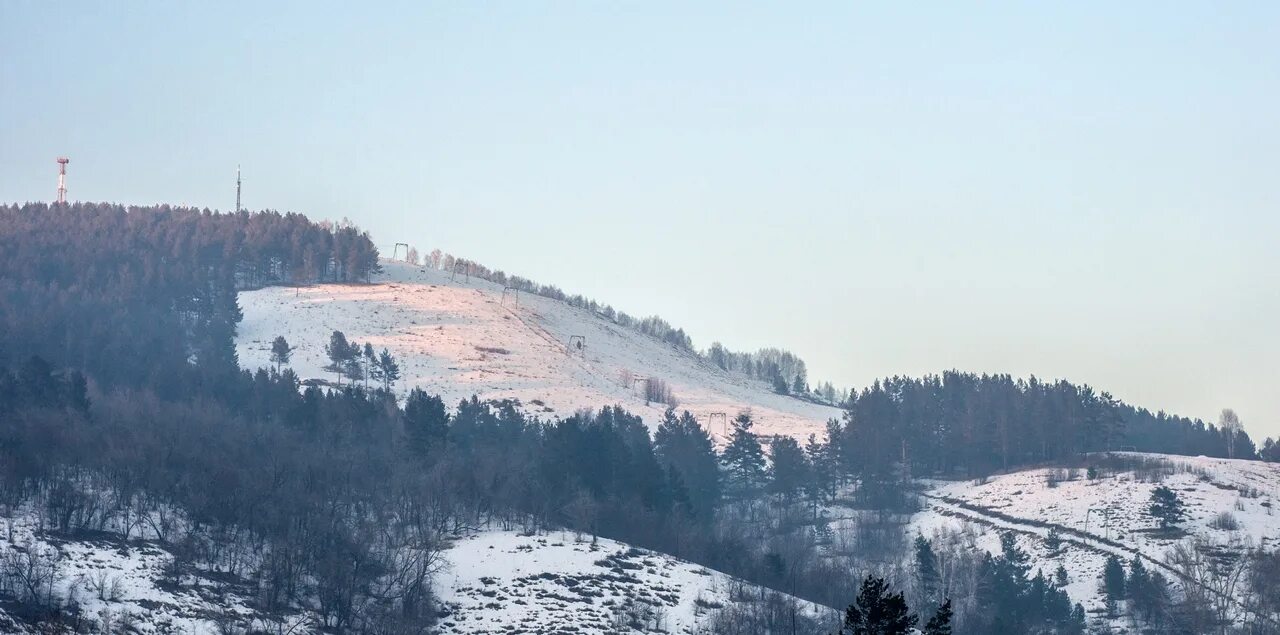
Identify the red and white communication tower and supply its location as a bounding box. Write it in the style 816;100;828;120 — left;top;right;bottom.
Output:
56;156;70;203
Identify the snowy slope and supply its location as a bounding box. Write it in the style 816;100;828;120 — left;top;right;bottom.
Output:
236;259;842;441
909;452;1280;621
0;507;828;634
436;529;832;634
0;509;311;634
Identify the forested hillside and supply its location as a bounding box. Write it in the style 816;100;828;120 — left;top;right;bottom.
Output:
0;203;1276;633
0;202;378;391
835;373;1255;482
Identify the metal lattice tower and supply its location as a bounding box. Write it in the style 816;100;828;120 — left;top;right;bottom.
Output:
236;165;242;213
56;157;69;203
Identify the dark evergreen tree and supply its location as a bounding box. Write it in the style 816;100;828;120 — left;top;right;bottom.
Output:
773;372;790;395
721;412;766;500
914;535;940;603
374;348;400;392
767;435;808;505
922;598;951;635
804;431;836;506
403;388;448;456
362;342;375;388
326;330;354;386
653;409;721;520
1127;558;1172;627
1102;554;1126;606
1148;485;1187;530
270;335;293;371
842;575;917;635
1054;564;1069;587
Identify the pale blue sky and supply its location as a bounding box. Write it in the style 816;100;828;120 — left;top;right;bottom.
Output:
2;2;1277;439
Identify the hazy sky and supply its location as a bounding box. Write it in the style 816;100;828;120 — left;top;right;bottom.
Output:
3;2;1277;440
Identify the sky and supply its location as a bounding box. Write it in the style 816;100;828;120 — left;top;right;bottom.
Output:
2;2;1278;440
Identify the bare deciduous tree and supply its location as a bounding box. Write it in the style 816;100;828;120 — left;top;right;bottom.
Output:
1219;409;1244;459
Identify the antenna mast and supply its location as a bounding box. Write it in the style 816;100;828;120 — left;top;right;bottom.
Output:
235;165;242;213
56;157;69;203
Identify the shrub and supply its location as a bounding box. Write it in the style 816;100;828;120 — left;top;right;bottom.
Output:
1210;511;1240;531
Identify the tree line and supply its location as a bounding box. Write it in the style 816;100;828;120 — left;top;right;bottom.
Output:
0;202;379;392
831;372;1260;485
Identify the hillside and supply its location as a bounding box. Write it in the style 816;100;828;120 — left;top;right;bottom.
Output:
0;507;830;634
909;452;1280;627
236;259;842;441
437;530;833;634
0;505;309;634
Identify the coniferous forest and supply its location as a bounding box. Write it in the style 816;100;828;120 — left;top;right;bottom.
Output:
0;203;1276;633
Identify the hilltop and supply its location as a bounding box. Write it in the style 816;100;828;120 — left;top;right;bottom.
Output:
236;259;842;441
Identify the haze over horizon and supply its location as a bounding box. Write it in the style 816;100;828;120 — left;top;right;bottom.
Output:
2;2;1277;439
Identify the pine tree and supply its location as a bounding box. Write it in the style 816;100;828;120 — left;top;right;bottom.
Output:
1102;555;1126;604
374;348;400;392
1054;564;1069;587
773;372;790;395
1148;486;1187;530
914;535;940;603
804;432;834;513
1044;526;1062;552
1128;557;1150;619
362;342;375;389
922;598;952;635
653;409;721;519
270;335;292;371
721;412;766;499
404;389;448;456
325;330;353;386
842;575;917;635
767;435;808;505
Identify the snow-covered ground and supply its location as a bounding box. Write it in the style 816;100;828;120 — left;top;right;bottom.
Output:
909;452;1280;620
236;259;843;441
0;508;827;634
437;529;831;634
0;509;307;635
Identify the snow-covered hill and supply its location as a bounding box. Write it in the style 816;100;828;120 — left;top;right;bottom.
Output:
0;508;310;634
437;530;832;634
910;452;1280;624
236;259;842;441
0;508;829;634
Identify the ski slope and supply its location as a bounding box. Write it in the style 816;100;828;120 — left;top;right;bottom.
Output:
910;452;1280;621
236;259;843;441
437;529;832;634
